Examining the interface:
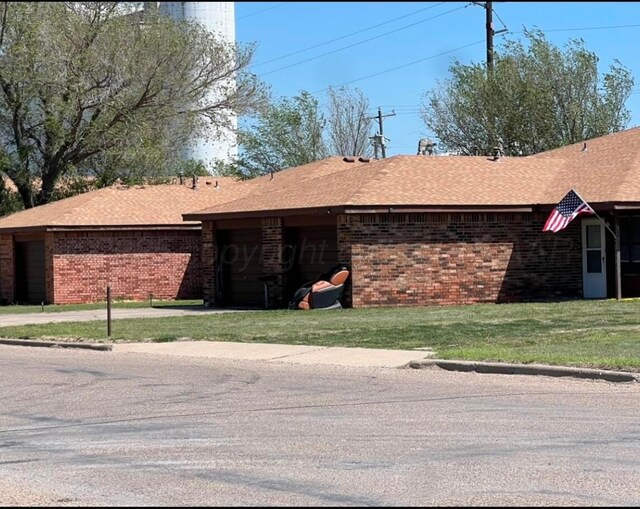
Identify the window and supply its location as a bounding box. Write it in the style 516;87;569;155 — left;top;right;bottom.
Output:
619;216;640;274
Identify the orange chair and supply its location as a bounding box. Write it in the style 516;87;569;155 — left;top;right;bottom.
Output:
290;265;350;310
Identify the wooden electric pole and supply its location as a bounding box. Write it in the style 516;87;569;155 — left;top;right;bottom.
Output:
473;1;506;72
473;1;507;154
486;1;494;73
368;107;396;159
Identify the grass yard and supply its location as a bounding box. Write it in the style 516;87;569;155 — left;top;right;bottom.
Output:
1;299;640;371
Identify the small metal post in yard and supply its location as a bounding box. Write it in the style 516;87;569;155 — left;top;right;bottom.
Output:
41;301;44;312
149;293;153;308
107;286;112;338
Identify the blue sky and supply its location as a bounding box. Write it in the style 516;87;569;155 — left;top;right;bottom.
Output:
235;1;640;156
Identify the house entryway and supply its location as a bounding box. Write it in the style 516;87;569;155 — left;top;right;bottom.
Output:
582;218;607;298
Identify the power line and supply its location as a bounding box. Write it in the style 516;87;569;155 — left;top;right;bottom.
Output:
258;3;471;78
492;5;509;33
510;23;640;35
237;2;290;21
250;2;447;68
311;39;485;95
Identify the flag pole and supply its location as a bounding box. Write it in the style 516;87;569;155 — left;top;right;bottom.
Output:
572;188;617;240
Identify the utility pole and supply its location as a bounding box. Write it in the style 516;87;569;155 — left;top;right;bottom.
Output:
473;1;507;154
472;1;506;72
486;0;494;73
485;1;496;151
367;107;395;159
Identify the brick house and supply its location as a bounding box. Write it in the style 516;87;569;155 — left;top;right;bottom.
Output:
184;128;640;308
0;177;241;304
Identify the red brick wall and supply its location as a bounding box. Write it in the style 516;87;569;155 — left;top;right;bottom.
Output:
262;218;284;308
337;215;353;307
0;234;14;303
45;232;54;304
343;212;582;307
201;221;217;307
50;229;202;304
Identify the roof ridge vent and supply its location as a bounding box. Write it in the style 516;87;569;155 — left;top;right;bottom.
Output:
358;157;370;163
343;157;356;163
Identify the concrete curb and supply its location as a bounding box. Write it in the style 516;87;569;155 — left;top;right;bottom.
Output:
0;338;112;351
408;359;640;383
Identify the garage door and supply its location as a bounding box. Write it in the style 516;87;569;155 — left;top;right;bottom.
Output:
217;229;263;308
284;226;338;298
15;240;46;304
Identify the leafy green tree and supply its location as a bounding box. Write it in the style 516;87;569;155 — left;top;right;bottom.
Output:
420;29;634;156
0;2;265;208
229;91;327;179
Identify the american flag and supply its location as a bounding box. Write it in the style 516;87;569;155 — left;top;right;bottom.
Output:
543;189;593;232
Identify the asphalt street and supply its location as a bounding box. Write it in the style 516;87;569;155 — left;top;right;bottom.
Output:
1;344;639;506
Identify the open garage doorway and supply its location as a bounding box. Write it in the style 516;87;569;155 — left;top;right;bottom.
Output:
15;240;46;304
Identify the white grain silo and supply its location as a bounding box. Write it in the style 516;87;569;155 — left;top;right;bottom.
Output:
157;2;238;172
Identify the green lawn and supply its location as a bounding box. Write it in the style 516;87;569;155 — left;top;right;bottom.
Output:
0;299;204;314
2;299;640;372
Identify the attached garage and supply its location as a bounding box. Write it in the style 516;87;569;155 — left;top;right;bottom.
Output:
283;221;338;302
14;238;46;304
0;177;243;305
216;227;264;308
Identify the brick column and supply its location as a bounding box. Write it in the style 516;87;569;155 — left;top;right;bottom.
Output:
337;214;353;308
0;234;15;303
44;232;55;304
262;217;285;308
201;221;218;307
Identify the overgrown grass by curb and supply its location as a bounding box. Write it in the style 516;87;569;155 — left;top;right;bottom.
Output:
1;299;640;372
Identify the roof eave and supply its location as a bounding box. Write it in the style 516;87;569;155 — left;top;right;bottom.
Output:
184;206;348;222
0;223;202;233
0;225;48;235
344;205;535;213
183;204;539;221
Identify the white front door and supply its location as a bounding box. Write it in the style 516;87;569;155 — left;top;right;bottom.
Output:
582;219;607;298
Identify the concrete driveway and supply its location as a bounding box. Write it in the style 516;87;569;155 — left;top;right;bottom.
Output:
0;306;240;327
114;341;432;368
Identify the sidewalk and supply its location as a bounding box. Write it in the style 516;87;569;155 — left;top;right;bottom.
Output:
1;308;638;382
0;306;239;327
2;336;637;381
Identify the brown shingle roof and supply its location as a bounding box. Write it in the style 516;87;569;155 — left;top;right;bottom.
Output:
531;127;640;203
0;157;366;231
185;128;640;220
184;155;564;219
183;156;371;217
6;127;640;229
0;177;241;231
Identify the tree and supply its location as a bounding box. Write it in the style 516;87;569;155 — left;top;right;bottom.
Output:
326;86;374;158
229;91;327;179
0;176;22;216
0;2;265;208
420;29;634;156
